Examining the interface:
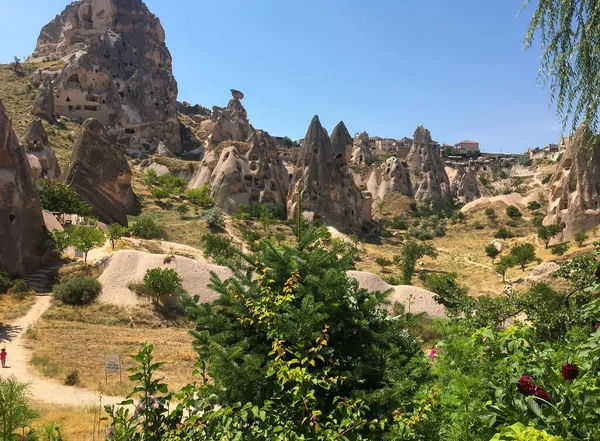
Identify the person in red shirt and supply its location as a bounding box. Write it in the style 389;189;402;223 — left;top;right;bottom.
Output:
0;348;6;368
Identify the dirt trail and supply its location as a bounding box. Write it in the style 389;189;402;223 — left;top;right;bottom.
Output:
0;296;125;407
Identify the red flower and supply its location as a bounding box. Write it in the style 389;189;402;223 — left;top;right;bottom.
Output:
517;376;552;402
561;363;579;381
534;388;552;402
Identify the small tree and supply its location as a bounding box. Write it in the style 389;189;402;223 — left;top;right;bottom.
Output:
574;233;589;247
199;233;237;264
204;207;223;228
506;205;522;218
494;227;514;239
527;201;541;211
51;230;70;257
484;207;496;221
538;224;563;248
37;180;92;216
108;223;129;249
375;257;392;272
551;242;570;256
177;204;189;219
131;217;162;239
485;243;500;264
142;268;185;305
67;225;105;265
510;243;537;272
0;376;39;439
495;255;514;282
11;56;23;76
259;204;273;235
399;241;438;285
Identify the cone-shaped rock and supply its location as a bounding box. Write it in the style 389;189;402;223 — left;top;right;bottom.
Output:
0;99;46;275
450;164;489;203
31;79;54;121
62;118;134;225
367;156;412;201
544;125;600;240
330;121;353;164
350;131;373;165
287;115;372;231
23;118;61;180
406;125;450;206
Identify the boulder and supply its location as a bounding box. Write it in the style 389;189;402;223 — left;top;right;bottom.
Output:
22;117;61;180
30;0;181;153
544;125;600;240
450;163;489;203
0;99;47;275
30;79;55;121
156;142;176;158
62;118;135;225
330;121;353;164
287;115;372;231
406;125;450;206
366;156;412;201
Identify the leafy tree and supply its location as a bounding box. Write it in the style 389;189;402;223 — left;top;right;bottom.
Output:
495;255;514;282
0;376;39;439
131;217;162;239
184;186;214;209
538;224;563;248
575;233;589;247
494;227;514;239
204;207;222;228
551;242;570;256
177;204;189;219
108;223;129;249
485;207;496;220
37;180;92;216
398;241;438;285
527;201;541;211
506;205;522;219
67;225;105;265
50;230;70;257
150;187;170;200
510;243;537;272
388;216;408;230
199;233;237;265
375;256;392;272
259;204;273;235
485;243;501;264
423;272;474;317
281;136;294;147
143;268;185;305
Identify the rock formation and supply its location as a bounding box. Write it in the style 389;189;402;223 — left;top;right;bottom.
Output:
206;89;253;145
405;126;450;206
0;99;47;276
350;131;373;165
22;118;61;181
31;79;55;121
288;116;372;231
187;131;289;213
450;164;489;203
30;0;181;153
62;118;135;225
366;156;412;201
330;121;353;164
544;125;600;240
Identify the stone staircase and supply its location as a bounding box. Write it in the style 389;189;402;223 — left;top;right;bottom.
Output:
26;263;63;296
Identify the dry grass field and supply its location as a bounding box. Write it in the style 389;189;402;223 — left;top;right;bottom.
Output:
0;293;37;322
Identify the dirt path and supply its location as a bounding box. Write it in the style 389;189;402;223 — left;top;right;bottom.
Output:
0;296;125;407
224;217;249;253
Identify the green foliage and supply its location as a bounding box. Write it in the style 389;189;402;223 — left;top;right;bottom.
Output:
0;376;39;439
50;230;70;256
281;136;294;147
527;201;541;211
517;155;532;166
108;223;129;249
131;217;163;239
409;215;446;240
234;202;287;221
495;227;514;239
204;207;222;227
37;180;92;216
176;204;189;219
506;205;522;219
495;255;514;281
485;243;501;263
551;242;569;256
53;277;101;305
574;233;589;247
11;56;23;76
375;256;392;271
398;241;438;285
184;187;214;209
150;187;170;200
423;272;474;317
11;279;30;294
510;243;537;272
143;268;185;305
156;174;186;194
64;369;79;386
490;423;563;440
67;225;105;265
541;174;553;185
199;233;237;265
532;214;545;227
388;216;409;230
0;271;9;294
485;207;497;219
538;224;563;248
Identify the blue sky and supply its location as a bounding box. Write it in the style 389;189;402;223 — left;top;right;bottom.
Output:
0;0;561;153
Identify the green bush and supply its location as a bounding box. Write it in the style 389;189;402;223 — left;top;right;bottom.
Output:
157;174;186;194
204;207;223;227
388;216;409;230
506;205;522;218
53;277;101;305
551;242;570;256
11;279;30;294
142;268;184;304
150;187;170;200
485;207;496;219
64;369;80;386
199;233;237;264
494;227;514;239
37;180;92;216
184;186;215;209
575;232;589;247
527;201;541;211
131;217;163;239
0;271;10;293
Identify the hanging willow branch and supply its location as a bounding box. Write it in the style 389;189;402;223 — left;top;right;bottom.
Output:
523;0;600;133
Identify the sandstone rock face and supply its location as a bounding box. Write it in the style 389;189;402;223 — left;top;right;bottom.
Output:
31;79;55;120
330;121;353;164
544;126;600;240
288;116;372;231
0;99;46;276
23;118;61;180
31;0;181;153
207;91;253;145
350;131;373;165
406;126;450;206
366;156;412;201
450;164;489;203
187;132;289;214
62;118;134;225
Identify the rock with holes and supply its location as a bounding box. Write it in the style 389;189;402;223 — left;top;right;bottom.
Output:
350;131;373;165
22;117;61;180
366;156;412;201
0;99;47;276
30;78;55;121
187;130;289;213
544;125;600;240
29;0;181;153
330;121;353;164
406;125;450;207
62;118;135;225
287;115;372;231
450;163;489;203
206;90;253;145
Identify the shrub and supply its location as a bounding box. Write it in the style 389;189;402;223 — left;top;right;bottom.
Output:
108;223;129;249
144;168;158;187
538;224;563;248
506;205;522;218
64;369;80;386
11;279;30;294
388;216;409;230
375;257;392;272
53;277;101;305
484;207;496;219
184;187;215;209
575;232;589;247
532;214;545;227
541;174;553;184
485;243;500;263
199;233;237;264
131;217;163;239
37;180;92;216
510;243;537;271
0;271;10;293
67;225;105;265
150;187;170;200
551;242;570;256
142;268;184;304
494;227;514;239
527;201;542;211
204;207;223;227
157;173;186;194
177;204;189;219
472;221;485;230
